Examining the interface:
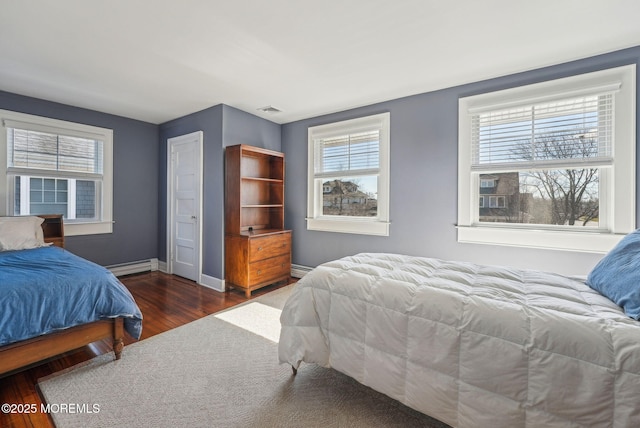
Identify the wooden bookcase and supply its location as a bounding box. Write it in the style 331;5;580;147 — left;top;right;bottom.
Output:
224;144;291;297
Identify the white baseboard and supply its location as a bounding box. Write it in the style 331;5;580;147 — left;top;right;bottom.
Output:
200;273;225;292
155;261;225;292
133;260;305;290
108;258;159;277
291;263;313;278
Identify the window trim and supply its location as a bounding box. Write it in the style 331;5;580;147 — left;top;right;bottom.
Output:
307;112;390;236
457;65;636;253
0;110;113;236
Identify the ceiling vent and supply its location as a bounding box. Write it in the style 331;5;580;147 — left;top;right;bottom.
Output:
258;105;282;114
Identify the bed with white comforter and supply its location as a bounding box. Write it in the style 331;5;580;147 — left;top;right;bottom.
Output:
279;253;640;427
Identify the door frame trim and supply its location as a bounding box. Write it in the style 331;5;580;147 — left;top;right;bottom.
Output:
166;131;204;283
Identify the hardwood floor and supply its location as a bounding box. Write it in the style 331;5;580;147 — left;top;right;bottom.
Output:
0;271;292;428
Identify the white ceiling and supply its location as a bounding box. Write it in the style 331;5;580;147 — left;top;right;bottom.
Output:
2;0;640;125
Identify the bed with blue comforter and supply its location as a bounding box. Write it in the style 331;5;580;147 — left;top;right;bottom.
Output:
0;246;142;347
0;215;143;375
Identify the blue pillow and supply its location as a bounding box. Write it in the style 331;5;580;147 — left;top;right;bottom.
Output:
587;229;640;320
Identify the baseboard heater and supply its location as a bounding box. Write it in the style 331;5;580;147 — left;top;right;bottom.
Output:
108;258;159;277
108;259;306;280
291;263;314;278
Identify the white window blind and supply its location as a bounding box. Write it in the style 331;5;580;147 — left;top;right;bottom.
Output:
471;93;614;171
314;130;380;178
7;127;103;176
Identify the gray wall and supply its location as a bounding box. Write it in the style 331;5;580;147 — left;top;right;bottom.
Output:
281;46;640;276
0;91;160;266
222;106;282;152
3;45;638;278
158;104;281;280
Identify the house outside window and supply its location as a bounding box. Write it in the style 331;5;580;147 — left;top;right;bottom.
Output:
0;110;113;236
15;177;97;219
458;65;636;253
307;112;390;236
478;173;532;223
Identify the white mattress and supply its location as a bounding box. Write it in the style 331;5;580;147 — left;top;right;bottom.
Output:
279;253;640;427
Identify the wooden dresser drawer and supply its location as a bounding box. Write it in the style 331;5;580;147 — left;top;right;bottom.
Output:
247;254;291;286
225;229;292;297
248;232;290;262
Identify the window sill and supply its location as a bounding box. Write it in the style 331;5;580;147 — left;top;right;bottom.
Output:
457;226;624;254
307;217;389;236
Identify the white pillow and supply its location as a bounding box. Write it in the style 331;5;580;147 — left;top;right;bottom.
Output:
0;216;48;251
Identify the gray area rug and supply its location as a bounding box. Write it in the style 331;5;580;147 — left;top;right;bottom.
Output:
39;285;448;428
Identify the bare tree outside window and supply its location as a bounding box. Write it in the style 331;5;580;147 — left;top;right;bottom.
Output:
513;128;600;227
478;129;602;227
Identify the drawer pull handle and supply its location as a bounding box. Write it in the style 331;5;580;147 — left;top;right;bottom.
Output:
258;247;262;251
257;269;262;274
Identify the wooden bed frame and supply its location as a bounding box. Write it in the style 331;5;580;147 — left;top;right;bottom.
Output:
0;215;126;377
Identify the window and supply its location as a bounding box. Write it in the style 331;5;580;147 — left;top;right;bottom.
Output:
1;110;113;236
307;112;390;235
488;196;506;209
458;65;635;253
480;179;495;188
